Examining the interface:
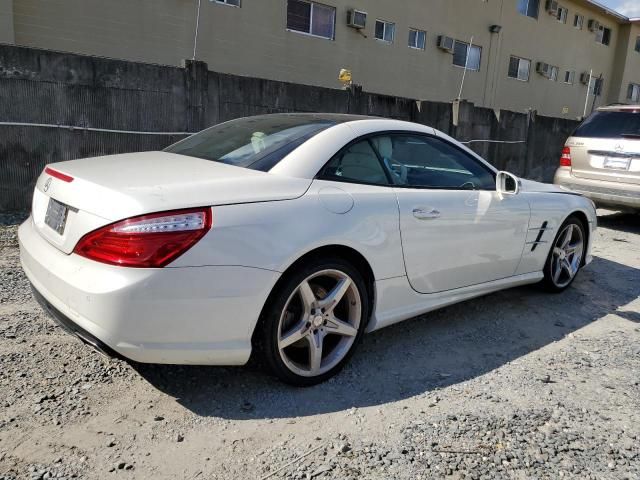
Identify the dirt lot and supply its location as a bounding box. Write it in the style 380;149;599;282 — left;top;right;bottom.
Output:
0;210;638;480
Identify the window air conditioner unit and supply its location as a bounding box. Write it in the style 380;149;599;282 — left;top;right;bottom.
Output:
545;0;559;14
587;19;600;31
536;62;551;77
347;9;367;29
437;35;455;52
579;72;591;85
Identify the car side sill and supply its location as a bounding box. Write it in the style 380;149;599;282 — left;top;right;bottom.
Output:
368;272;544;332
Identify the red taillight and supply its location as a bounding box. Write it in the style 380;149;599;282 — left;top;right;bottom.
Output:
73;208;212;268
560;147;572;167
45;167;74;183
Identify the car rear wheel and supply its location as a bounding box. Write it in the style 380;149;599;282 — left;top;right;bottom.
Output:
541;216;586;292
259;257;369;386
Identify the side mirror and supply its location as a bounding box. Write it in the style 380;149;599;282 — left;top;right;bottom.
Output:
496;171;520;195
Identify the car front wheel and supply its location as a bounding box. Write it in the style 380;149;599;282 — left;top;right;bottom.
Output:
260;257;369;386
541;215;586;292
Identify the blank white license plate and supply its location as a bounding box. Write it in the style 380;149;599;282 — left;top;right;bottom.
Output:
45;198;69;235
603;157;630;170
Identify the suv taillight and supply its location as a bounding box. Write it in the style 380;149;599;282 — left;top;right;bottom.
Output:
74;208;212;268
560;146;572;167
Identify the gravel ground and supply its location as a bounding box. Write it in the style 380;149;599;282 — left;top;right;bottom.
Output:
0;210;639;480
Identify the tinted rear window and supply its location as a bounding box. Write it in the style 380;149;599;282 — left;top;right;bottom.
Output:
164;115;335;171
572;111;640;139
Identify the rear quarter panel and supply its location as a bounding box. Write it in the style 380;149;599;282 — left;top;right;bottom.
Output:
172;179;406;281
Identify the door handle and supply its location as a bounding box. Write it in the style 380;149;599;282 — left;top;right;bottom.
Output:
413;207;441;220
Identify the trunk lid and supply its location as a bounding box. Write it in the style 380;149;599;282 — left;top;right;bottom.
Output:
32;151;311;254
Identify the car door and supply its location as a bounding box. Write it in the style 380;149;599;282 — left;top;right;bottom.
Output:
370;133;531;294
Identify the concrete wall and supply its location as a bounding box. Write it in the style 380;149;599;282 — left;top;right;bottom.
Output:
611;23;640;103
0;0;14;44
9;0;193;65
0;45;578;212
3;0;636;118
496;0;625;115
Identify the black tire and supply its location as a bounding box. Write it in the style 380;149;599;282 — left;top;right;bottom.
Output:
540;215;587;293
258;256;369;387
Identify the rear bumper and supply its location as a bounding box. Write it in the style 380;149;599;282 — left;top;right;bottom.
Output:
19;217;280;365
554;167;640;210
31;284;122;359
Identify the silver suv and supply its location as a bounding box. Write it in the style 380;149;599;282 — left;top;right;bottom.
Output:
554;105;640;212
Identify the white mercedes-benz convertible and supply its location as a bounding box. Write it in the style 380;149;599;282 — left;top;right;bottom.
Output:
19;114;596;385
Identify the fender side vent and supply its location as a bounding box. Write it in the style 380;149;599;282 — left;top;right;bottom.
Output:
529;221;549;252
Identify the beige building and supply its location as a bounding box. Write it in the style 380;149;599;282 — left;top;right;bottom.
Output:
1;0;639;118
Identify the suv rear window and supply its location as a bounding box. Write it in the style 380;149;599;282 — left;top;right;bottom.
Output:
572;110;640;139
165;115;336;171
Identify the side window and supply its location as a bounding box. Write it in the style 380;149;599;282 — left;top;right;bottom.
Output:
370;134;495;190
320;140;390;185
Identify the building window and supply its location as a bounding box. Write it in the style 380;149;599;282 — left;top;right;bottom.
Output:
564;70;575;84
517;0;539;19
453;41;482;71
214;0;240;6
592;78;604;96
408;29;426;49
595;25;611;45
573;14;583;29
557;7;568;24
549;65;559;81
286;0;336;40
375;20;395;43
628;83;640;102
635;36;640;52
508;56;531;81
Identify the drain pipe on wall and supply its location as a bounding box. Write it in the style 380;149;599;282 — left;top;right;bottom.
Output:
192;0;202;61
582;69;593;119
453;35;474;127
457;35;474;102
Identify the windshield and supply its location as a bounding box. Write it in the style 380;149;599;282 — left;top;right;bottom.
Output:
572;110;640;139
165;115;336;171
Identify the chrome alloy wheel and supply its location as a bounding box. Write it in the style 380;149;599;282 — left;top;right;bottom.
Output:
277;269;362;377
550;223;584;288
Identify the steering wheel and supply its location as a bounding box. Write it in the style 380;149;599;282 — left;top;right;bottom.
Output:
383;158;408;184
459;181;477;190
